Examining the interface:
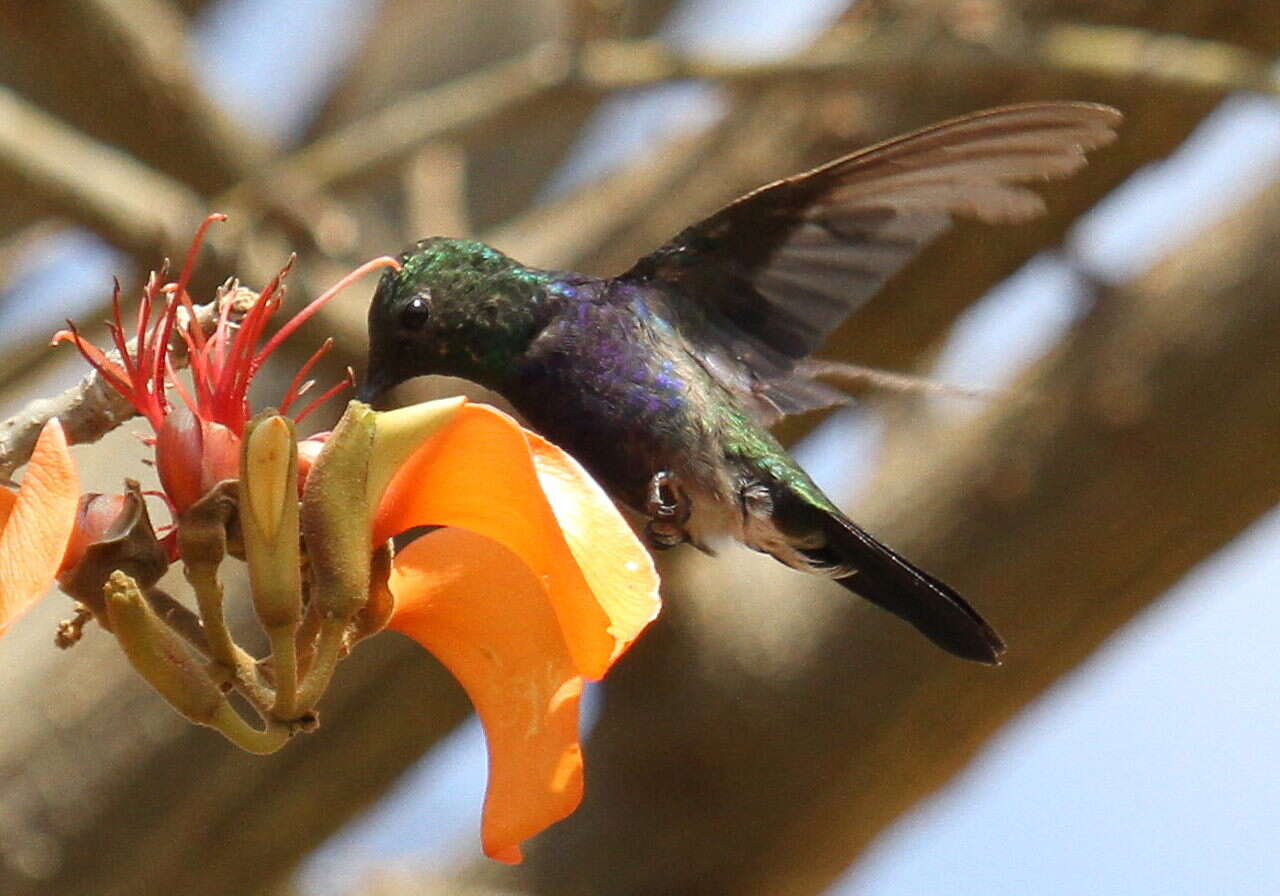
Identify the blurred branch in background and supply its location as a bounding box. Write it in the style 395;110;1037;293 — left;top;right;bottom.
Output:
776;0;1280;441
449;164;1280;896
1;0;1275;388
0;0;263;217
0;0;1277;894
233;14;1280;207
0;88;205;264
6;3;1280;362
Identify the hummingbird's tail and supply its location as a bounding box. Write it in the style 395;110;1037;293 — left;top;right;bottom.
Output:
779;495;1005;663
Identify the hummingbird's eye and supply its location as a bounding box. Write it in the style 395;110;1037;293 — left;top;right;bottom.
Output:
399;295;431;332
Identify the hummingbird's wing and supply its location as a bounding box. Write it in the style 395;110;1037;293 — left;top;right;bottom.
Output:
618;102;1121;423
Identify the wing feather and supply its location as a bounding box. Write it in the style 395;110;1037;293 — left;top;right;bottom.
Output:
620;102;1121;422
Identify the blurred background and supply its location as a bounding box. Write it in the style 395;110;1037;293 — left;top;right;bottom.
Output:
0;0;1278;894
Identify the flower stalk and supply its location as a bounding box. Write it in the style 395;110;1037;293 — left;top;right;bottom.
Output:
105;569;227;725
177;484;243;671
104;569;289;754
239;412;305;718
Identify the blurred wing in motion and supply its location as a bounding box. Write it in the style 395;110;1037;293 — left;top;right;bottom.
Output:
620;102;1121;422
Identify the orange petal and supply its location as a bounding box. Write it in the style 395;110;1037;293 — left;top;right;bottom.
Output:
389;528;584;863
0;419;80;635
523;429;660;665
375;403;653;679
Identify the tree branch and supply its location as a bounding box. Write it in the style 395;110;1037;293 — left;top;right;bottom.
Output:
217;45;576;208
774;0;1280;446
233;19;1278;209
0;0;266;195
0;88;205;264
576;21;1280;95
452;172;1280;896
0;288;253;480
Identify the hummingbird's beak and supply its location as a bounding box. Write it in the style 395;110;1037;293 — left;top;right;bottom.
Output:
358;348;410;407
356;375;385;407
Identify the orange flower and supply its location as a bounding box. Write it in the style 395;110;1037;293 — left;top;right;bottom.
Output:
0;420;80;636
376;402;661;863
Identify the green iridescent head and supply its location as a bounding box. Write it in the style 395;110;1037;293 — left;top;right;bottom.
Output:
360;238;549;402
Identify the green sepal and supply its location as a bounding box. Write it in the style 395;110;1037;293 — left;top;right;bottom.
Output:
299;398;464;622
299;401;377;621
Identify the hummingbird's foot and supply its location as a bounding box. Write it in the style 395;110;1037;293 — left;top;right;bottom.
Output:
645;470;690;550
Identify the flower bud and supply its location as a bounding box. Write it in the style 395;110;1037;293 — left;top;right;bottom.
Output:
155;404;241;512
57;483;169;614
105;570;227;726
239;413;302;630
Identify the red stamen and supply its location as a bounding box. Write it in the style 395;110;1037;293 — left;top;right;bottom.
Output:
166;358;200;420
211;289;237;384
215;266;287;421
234;290;282;390
55;322;136;408
106;321;137;386
108;278;139;384
142;488;178;519
231;289;288;420
149;294;186;419
176;320;219;418
139;275;170;406
163;278;212;401
254;255;400;370
279;337;334;415
295;367;355;424
141;489;180;545
136;268;160;361
172;213;227;356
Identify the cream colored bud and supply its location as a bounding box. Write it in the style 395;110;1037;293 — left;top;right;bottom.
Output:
300;402;377;620
244;414;294;542
239;412;303;631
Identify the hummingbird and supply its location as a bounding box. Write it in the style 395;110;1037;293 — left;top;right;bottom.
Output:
359;102;1121;664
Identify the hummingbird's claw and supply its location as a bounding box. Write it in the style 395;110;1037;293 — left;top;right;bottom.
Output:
645;470;690;549
645;520;686;549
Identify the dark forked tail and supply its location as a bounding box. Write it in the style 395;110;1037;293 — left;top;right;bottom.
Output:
804;506;1005;664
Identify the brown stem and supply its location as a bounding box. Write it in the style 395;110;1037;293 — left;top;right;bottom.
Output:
232;22;1277;209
